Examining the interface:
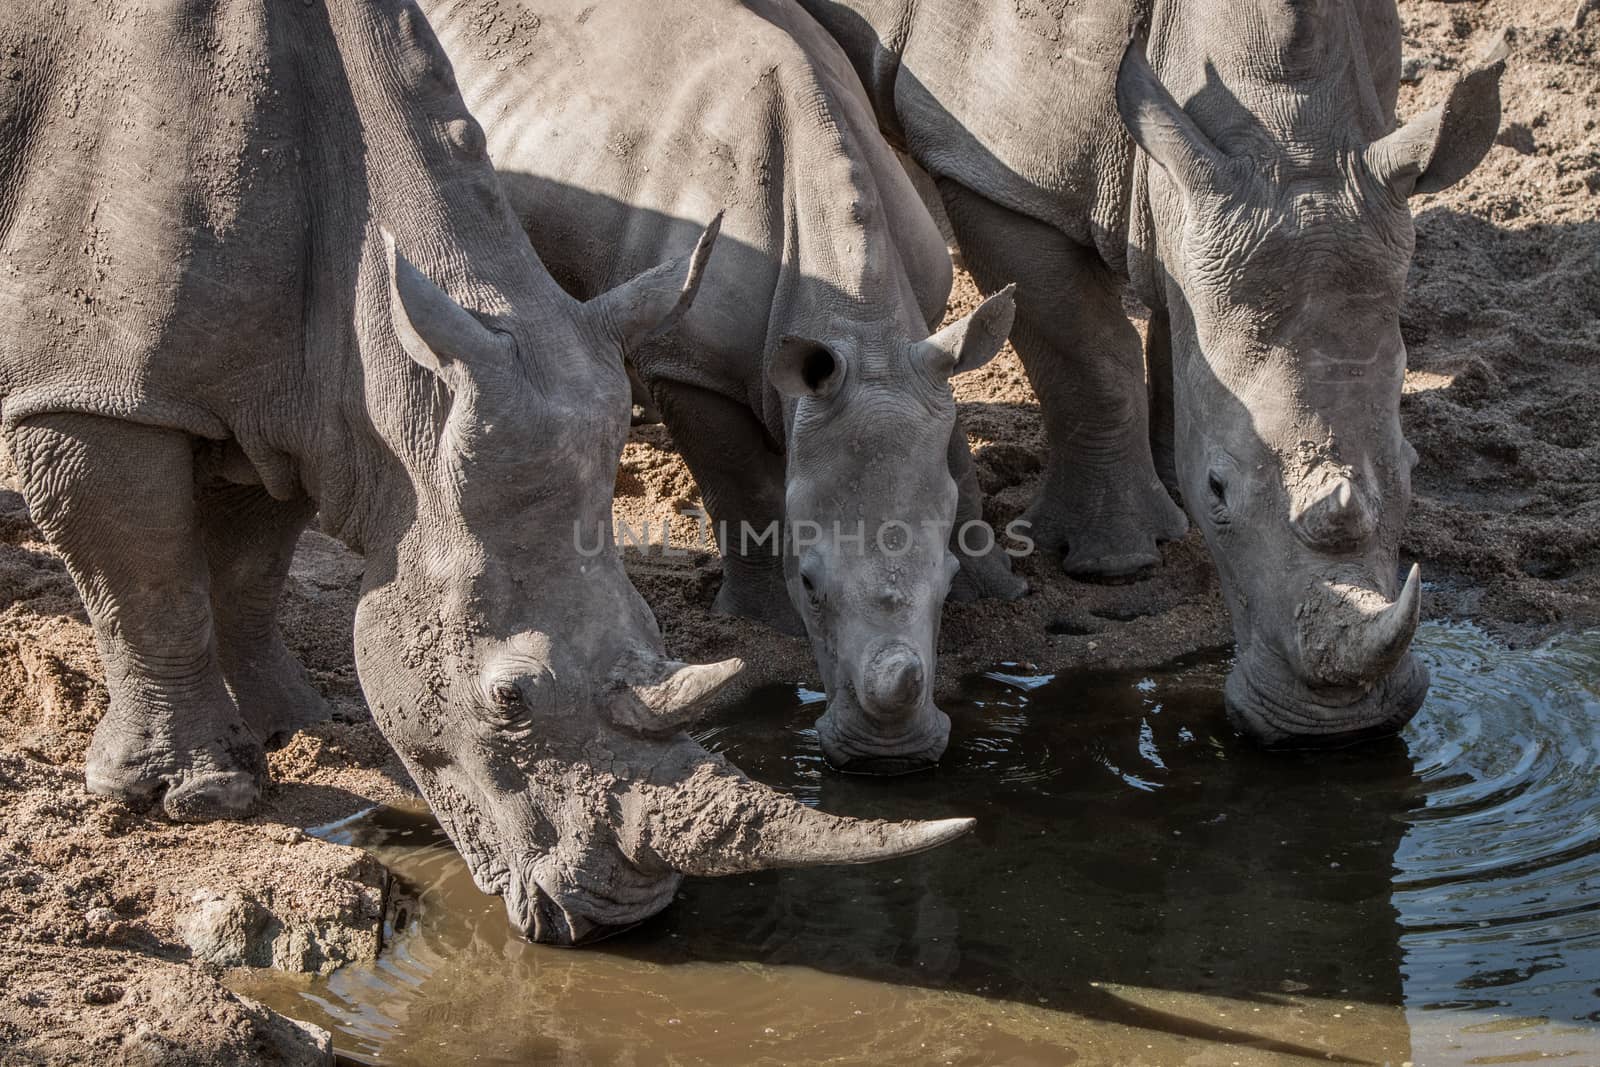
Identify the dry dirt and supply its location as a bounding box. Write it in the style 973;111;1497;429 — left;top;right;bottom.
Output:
1;3;1595;1063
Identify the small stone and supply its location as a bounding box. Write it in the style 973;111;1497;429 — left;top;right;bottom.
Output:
83;906;117;925
81;983;124;1006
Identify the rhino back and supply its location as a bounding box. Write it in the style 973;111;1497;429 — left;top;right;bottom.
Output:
799;0;1403;270
425;0;950;411
798;0;1141;260
0;0;336;438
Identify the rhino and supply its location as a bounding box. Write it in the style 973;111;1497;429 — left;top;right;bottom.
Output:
422;0;1025;773
796;0;1508;745
0;0;972;946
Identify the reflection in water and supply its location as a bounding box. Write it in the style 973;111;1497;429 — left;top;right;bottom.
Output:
236;625;1600;1066
1397;626;1600;1064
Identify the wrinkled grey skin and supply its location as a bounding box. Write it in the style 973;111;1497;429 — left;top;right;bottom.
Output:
798;0;1507;745
424;0;1023;773
0;0;971;946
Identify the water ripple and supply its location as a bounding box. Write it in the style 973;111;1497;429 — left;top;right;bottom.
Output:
1397;625;1600;1060
233;624;1600;1066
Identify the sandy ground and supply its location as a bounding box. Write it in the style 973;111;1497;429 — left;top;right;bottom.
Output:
0;3;1595;1062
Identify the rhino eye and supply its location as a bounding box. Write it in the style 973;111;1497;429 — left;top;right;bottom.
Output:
799;565;824;609
1207;472;1231;523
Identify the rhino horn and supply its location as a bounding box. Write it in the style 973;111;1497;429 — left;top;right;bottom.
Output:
604;648;744;737
1300;564;1422;687
632;760;975;877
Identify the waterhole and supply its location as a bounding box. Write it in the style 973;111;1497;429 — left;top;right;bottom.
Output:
236;624;1600;1065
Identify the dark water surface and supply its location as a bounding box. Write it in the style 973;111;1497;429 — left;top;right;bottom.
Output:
237;624;1600;1065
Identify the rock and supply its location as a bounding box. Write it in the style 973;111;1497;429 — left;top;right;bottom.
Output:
173;844;388;972
1400;54;1445;84
177;890;272;968
175;857;387;974
81;982;124;1005
0;944;335;1066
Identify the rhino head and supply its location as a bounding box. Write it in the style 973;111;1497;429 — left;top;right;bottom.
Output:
1116;24;1507;746
351;222;972;944
767;290;1015;773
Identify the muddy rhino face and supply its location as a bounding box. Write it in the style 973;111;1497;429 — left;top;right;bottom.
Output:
768;291;1014;773
353;228;973;944
1116;34;1506;745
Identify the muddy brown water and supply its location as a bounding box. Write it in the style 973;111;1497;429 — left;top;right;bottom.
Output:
237;624;1600;1066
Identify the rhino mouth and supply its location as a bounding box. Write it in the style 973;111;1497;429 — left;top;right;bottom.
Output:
1224;647;1430;749
500;850;683;947
814;700;950;774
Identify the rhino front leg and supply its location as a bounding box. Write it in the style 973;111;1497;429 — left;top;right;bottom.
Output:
8;414;263;820
653;380;803;636
945;413;1028;602
936;178;1186;578
198;482;328;746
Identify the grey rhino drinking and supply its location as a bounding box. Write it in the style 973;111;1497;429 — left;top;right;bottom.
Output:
798;0;1507;745
0;0;972;945
423;0;1024;773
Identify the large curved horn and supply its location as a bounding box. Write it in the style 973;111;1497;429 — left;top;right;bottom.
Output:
1299;564;1422;687
625;758;974;877
604;649;744;737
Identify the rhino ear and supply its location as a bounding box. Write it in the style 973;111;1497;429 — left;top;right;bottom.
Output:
1364;30;1509;197
917;284;1015;380
384;228;501;384
768;335;846;400
589;211;722;353
1115;36;1228;196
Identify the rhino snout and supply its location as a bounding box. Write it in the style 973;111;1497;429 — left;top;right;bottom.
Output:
814;640;947;775
861;641;926;718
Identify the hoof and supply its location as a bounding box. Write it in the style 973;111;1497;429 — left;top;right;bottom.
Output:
85;765;261;822
1062;544;1162;582
949;564;1029;603
161;770;261;821
1027;493;1186;582
1021;470;1188;575
85;717;265;823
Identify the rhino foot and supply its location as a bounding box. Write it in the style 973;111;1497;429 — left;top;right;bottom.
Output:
85;715;264;822
1022;478;1187;581
948;549;1029;603
712;571;804;636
